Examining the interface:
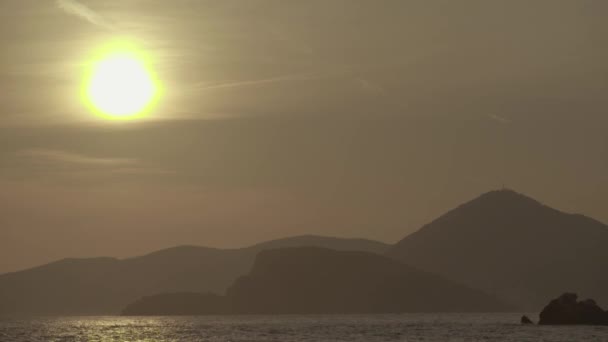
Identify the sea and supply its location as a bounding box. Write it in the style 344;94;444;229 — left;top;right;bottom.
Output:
1;314;607;342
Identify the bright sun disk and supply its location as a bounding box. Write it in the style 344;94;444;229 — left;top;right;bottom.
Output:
85;49;158;120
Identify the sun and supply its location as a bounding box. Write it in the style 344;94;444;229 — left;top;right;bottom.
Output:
84;43;159;120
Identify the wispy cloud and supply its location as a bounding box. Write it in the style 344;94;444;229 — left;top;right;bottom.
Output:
354;78;386;95
488;114;512;124
193;73;329;92
16;149;173;179
192;67;357;93
18;149;137;166
56;0;113;29
107;167;174;175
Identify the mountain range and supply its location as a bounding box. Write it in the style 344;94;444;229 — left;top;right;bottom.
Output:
0;236;387;315
123;247;510;315
1;189;606;315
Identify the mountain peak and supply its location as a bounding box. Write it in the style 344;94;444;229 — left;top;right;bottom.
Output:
436;189;549;223
471;188;542;207
388;188;608;310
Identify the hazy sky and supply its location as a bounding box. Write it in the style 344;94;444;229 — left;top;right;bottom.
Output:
1;0;607;273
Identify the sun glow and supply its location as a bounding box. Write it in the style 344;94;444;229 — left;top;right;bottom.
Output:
84;41;159;120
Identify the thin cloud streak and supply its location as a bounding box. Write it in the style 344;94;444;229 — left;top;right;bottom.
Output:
56;0;113;29
192;72;342;92
18;149;137;166
488;114;512;124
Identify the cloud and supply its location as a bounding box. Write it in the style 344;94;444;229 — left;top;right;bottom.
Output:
107;167;174;175
56;0;113;29
15;149;172;179
17;149;137;166
488;114;512;124
354;78;386;95
193;73;328;92
192;67;357;93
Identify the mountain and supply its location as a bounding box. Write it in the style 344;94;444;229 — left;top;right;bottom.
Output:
122;247;509;315
387;189;608;310
247;235;388;254
227;247;509;314
0;235;389;315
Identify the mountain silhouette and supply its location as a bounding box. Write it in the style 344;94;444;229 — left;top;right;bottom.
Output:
4;189;603;315
387;189;608;310
122;247;510;315
0;235;388;315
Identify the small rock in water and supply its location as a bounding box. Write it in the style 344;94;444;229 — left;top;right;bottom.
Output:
538;293;608;325
520;315;534;325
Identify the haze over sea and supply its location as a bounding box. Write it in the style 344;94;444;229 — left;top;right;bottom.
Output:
1;314;607;342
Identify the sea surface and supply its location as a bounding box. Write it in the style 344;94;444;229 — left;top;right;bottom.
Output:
1;314;607;342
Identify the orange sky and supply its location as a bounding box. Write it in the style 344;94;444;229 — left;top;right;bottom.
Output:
0;0;607;273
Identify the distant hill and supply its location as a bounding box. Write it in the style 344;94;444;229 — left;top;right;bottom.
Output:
0;235;389;315
247;235;388;254
387;189;608;310
228;247;509;313
122;247;510;315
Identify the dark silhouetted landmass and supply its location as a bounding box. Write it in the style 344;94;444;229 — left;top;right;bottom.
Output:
5;189;606;316
539;293;608;325
226;248;510;314
247;235;388;254
388;189;608;310
123;247;509;315
521;315;534;324
0;236;388;315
